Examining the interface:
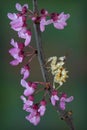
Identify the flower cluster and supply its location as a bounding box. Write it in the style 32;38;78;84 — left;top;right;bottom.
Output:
47;56;68;87
8;3;74;126
21;95;46;125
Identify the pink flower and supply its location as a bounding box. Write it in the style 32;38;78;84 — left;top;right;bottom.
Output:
50;12;70;30
21;79;37;96
32;9;48;32
20;95;34;111
40;17;47;32
38;100;46;116
15;3;28;14
26;104;40;125
7;13;24;31
59;93;74;110
40;9;48;32
21;65;30;79
9;39;24;66
51;90;59;106
18;27;32;46
26;112;40;126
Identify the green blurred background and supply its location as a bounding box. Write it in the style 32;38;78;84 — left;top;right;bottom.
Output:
0;0;86;130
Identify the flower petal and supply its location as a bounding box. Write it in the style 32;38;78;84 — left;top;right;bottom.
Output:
60;101;66;110
65;96;74;103
24;87;34;96
51;96;56;106
7;13;17;20
10;17;23;31
10;60;19;66
38;106;46;116
24;34;31;46
53;22;64;29
21;79;29;88
24;70;30;79
9;48;19;58
54;95;59;100
20;95;26;103
10;39;18;48
16;3;22;11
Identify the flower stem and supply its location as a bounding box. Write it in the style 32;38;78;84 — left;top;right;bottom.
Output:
32;0;75;130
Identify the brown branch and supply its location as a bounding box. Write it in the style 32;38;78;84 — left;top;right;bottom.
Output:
33;0;49;82
32;0;75;130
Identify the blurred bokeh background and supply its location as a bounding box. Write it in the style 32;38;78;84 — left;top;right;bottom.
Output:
0;0;86;130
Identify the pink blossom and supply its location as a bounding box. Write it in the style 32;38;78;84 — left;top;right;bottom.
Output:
15;3;28;13
18;27;32;46
20;95;34;111
30;104;39;115
7;13;24;31
26;112;40;126
40;9;48;32
32;9;48;32
26;104;40;125
51;90;59;106
40;17;47;32
38;100;46;116
9;39;24;66
59;93;74;110
21;79;37;96
21;65;30;79
50;12;70;30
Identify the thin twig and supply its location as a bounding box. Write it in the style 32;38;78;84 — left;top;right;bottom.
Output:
33;0;49;82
